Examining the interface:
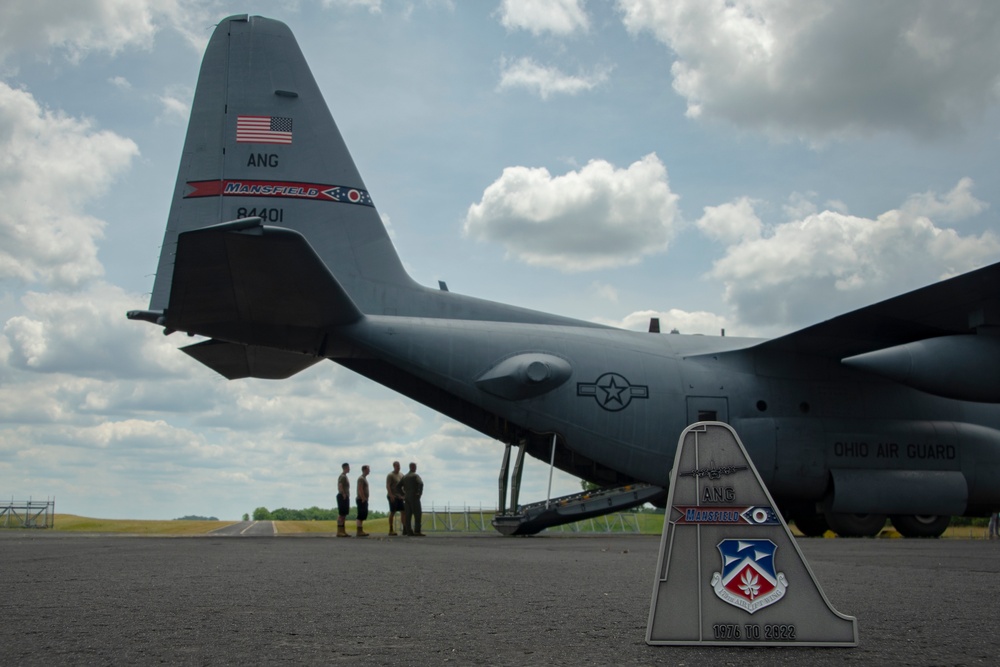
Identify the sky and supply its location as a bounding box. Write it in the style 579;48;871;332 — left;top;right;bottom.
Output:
1;0;999;521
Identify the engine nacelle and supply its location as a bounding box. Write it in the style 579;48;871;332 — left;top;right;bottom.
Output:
842;334;1000;403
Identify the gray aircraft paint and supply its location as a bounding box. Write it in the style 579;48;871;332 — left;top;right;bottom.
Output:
130;15;1000;536
647;422;857;646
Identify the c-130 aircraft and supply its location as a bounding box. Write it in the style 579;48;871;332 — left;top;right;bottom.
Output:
129;15;1000;538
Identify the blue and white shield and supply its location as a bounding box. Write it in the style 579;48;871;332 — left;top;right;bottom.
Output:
710;538;788;613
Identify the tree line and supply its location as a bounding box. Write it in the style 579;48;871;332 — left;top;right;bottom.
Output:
251;506;388;521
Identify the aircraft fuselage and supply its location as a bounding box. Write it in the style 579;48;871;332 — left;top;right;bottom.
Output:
333;312;1000;519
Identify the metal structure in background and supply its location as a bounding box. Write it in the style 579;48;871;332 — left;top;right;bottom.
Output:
1;498;55;528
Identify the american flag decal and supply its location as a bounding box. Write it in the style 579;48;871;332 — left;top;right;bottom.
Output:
236;115;293;144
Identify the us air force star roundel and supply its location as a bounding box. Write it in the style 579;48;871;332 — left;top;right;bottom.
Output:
576;373;649;411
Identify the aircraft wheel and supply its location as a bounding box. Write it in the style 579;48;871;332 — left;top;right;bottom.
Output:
890;514;950;538
824;512;887;537
792;513;829;537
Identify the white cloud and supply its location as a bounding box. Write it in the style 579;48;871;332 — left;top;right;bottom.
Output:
498;57;610;99
696;197;762;245
700;179;999;329
0;1;224;62
157;91;190;123
0;0;158;63
618;0;1000;139
825;199;849;215
108;75;131;89
2;282;187;379
900;177;988;223
464;153;680;272
0;82;138;288
782;192;819;221
498;0;590;36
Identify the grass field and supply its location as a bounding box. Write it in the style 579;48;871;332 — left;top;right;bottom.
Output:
0;513;991;539
32;515;240;535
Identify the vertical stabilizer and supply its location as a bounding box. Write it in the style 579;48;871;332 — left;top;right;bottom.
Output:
150;15;416;314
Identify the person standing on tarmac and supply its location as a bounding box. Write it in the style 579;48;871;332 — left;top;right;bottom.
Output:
336;462;351;538
401;462;425;536
356;465;370;537
386;461;405;536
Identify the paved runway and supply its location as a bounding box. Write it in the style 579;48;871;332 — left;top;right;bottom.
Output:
208;520;277;537
1;532;998;665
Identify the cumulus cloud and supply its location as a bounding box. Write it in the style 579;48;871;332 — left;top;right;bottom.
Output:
108;75;131;90
0;1;228;62
0;83;138;288
3;282;188;380
697;197;762;245
618;0;1000;139
498;0;590;36
498;57;610;99
900;177;988;223
464;153;680;272
698;179;998;329
0;0;158;63
157;90;191;123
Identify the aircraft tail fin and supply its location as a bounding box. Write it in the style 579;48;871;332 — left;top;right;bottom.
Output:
149;14;417;316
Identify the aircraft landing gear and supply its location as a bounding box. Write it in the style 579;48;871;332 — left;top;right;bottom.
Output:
823;512;887;537
792;512;830;537
496;438;526;516
890;514;950;538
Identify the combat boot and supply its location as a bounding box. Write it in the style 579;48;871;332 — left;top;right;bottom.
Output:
336;525;350;537
356;527;369;537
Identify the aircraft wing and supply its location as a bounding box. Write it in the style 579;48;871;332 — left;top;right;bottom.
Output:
752;260;1000;359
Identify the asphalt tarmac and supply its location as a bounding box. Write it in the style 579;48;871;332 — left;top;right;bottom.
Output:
1;530;998;666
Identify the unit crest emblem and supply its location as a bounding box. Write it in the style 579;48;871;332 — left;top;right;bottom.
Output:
710;538;788;614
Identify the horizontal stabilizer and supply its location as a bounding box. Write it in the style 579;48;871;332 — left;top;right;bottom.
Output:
183;339;321;380
165;221;362;352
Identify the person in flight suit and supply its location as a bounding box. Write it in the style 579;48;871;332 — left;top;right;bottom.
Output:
336;462;351;538
355;464;370;537
401;462;424;536
386;461;405;536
